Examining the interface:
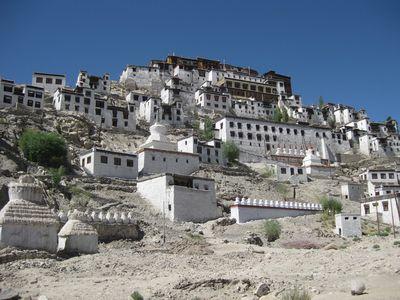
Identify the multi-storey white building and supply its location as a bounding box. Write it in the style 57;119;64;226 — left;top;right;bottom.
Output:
361;193;400;226
359;168;400;197
53;87;136;131
120;65;171;94
76;71;110;95
137;123;199;176
126;90;149;113
265;160;307;183
232;98;276;120
195;81;231;113
215;116;351;162
80;148;138;179
0;78;44;110
341;182;366;201
138;97;184;126
137;173;219;222
32;72;66;94
177;135;225;165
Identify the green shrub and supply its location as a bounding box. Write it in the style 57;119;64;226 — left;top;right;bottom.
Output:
372;244;380;250
320;196;342;216
273;107;283;122
130;291;144;300
281;108;289;123
276;183;290;199
281;287;311;300
222;140;239;163
261;167;275;178
19;129;67;168
263;220;281;242
393;240;400;247
352;236;361;242
200;116;215;140
49;166;66;186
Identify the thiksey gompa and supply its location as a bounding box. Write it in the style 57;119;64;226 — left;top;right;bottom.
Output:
1;51;400;299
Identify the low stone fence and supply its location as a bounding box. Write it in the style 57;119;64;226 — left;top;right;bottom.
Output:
57;210;140;242
231;197;322;223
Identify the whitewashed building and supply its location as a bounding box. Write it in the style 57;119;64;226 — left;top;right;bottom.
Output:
335;213;362;238
120;65;171;94
215;116;351;162
137;173;219;222
177;135;225;165
138;97;184;126
0;78;44;110
195;81;231;113
126;90;150;114
76;71;110;95
137;123;199;176
359;168;400;197
265;160;307;183
361;193;400;226
53;87;136;131
80;148;138;179
341;182;366;201
32;72;66;94
232;98;276;120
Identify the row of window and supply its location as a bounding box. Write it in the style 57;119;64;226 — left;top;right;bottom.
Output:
226;80;276;94
229;121;306;136
363;201;389;214
64;94;91;105
151;156;191;164
197;146;219;156
370;173;396;180
2;95;41;108
204;94;228;102
36;77;63;85
81;155;135;167
230;131;276;142
280;167;303;175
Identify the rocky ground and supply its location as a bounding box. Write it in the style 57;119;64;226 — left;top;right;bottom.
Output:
1;214;399;300
1;106;400;299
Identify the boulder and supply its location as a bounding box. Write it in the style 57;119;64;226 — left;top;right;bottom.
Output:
323;242;338;250
244;233;263;246
350;279;366;295
254;283;270;297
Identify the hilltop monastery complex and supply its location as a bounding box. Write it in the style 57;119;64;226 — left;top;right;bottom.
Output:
1;55;399;244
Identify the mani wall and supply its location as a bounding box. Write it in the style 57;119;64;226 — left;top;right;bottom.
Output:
231;197;322;224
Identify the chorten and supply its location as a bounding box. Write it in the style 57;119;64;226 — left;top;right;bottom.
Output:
58;209;98;254
0;175;58;252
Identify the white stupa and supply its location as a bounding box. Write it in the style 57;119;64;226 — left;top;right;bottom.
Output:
140;122;176;151
0;175;59;253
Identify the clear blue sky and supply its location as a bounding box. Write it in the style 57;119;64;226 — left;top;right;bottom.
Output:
1;0;399;121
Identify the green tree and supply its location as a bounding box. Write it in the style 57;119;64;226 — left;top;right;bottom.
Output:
327;117;336;129
49;166;66;186
19;129;68;168
273;107;283;123
320;196;342;216
263;220;281;242
281;108;289;123
222;140;239;163
318;96;324;108
201;116;215;140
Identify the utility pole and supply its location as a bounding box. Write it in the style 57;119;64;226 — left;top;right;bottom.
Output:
390;195;397;238
372;201;380;235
